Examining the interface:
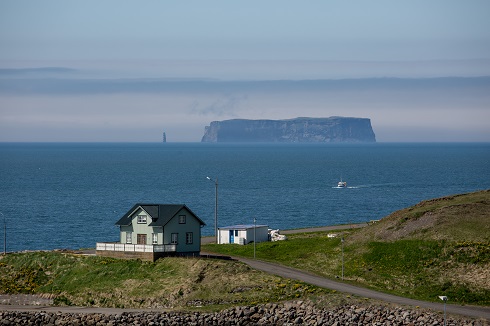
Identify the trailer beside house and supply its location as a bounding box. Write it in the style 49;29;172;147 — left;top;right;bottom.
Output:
218;224;269;245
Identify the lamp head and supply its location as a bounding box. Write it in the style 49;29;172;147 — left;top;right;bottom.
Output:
206;177;211;180
438;296;447;302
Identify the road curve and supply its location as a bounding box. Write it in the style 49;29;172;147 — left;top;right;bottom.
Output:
2;256;487;320
205;224;489;319
233;256;490;320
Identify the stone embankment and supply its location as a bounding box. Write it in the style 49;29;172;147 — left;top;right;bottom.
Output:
1;301;486;325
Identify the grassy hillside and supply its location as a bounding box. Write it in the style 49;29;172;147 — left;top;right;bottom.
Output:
0;252;327;310
1;190;488;309
204;190;490;305
350;189;489;243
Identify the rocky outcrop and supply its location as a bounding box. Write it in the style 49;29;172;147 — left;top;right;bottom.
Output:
201;117;376;143
0;301;483;325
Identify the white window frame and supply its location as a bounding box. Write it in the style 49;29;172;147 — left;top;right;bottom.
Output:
126;232;132;244
137;215;147;224
179;215;186;224
171;233;178;244
186;232;193;245
152;233;158;244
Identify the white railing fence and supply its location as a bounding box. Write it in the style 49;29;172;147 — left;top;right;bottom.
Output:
96;242;176;253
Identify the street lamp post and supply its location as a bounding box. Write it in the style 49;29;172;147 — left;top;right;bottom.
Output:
341;235;344;280
439;296;447;326
253;217;256;259
206;177;218;244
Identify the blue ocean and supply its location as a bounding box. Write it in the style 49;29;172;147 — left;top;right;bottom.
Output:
0;142;489;253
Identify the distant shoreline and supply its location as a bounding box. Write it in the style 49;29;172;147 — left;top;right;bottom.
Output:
0;223;369;254
200;222;368;245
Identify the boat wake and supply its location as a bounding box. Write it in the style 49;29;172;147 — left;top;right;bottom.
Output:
332;183;400;189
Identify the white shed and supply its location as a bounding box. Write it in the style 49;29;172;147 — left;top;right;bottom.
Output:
218;224;269;245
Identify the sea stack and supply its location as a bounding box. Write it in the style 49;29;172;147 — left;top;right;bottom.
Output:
201;117;376;143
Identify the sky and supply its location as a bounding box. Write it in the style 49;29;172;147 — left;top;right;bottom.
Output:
1;0;489;142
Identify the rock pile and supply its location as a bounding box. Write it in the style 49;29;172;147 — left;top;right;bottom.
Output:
0;301;486;325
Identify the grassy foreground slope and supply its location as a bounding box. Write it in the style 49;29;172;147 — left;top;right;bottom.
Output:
204;190;490;305
0;252;326;310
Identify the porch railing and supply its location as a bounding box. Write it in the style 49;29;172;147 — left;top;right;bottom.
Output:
96;242;176;253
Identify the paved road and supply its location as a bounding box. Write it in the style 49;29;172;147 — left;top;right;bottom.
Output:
0;304;162;314
279;223;368;235
233;256;490;320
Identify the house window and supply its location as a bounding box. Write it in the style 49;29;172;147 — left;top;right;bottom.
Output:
137;215;147;224
126;232;132;244
179;215;186;224
186;232;193;244
152;233;158;244
171;233;178;244
234;230;239;237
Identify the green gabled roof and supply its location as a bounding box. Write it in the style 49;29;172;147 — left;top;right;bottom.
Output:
115;203;206;227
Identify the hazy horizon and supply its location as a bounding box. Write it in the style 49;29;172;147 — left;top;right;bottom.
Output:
1;1;489;142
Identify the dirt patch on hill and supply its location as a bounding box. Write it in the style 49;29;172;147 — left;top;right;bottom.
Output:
350;190;490;243
371;211;438;242
449;263;490;291
0;294;53;306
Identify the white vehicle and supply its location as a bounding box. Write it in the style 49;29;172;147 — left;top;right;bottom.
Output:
269;229;287;241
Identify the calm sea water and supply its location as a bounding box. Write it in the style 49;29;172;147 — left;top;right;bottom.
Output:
0;142;489;252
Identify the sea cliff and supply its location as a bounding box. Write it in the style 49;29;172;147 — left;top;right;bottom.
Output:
201;117;376;143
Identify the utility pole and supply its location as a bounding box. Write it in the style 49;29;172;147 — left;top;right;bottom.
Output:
341;235;344;280
206;177;218;244
439;296;447;326
1;212;5;255
253;217;256;259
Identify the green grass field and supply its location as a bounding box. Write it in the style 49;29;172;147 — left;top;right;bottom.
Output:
0;251;329;310
203;190;490;305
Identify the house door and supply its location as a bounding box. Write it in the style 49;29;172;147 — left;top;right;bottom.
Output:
137;234;147;245
229;230;234;244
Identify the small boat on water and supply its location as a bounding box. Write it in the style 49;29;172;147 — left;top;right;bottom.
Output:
337;177;347;188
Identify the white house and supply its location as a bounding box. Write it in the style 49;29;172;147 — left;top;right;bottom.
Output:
218;224;269;245
97;203;205;261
